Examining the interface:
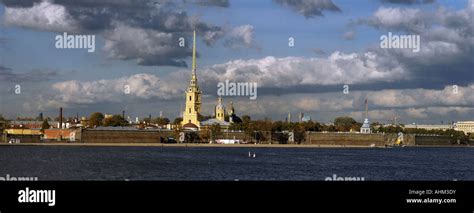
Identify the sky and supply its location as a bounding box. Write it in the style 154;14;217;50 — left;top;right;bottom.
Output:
0;0;473;124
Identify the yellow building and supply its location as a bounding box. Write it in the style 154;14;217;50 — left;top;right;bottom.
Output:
215;97;225;121
3;129;42;143
182;30;202;127
4;129;42;135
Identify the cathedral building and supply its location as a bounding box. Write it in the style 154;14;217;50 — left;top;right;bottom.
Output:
182;30;202;129
181;30;241;131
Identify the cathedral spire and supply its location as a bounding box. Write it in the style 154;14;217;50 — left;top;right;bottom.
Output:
182;29;201;128
192;29;197;74
189;29;197;87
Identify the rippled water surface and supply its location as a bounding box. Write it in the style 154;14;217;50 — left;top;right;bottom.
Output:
0;146;472;180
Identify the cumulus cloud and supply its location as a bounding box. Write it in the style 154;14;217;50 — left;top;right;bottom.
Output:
0;0;247;67
357;2;474;86
3;1;79;32
32;70;474;123
364;7;431;32
224;25;256;49
198;52;406;89
273;0;341;18
237;84;474;122
214;85;474;123
48;73;183;106
103;23;191;67
367;85;474;108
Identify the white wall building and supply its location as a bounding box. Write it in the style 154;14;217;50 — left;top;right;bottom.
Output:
454;121;474;134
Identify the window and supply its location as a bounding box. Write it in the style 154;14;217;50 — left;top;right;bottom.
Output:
189;108;191;113
189;96;191;101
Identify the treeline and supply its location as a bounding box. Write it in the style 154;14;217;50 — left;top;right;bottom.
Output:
228;116;362;133
375;124;469;141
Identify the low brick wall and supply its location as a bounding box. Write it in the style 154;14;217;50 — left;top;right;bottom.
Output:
414;135;454;146
82;129;175;143
304;132;387;146
215;131;250;141
4;135;41;143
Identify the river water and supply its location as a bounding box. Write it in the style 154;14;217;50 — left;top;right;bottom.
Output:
0;146;472;180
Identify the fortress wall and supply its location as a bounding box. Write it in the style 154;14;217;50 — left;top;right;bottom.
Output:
414;135;454;146
304;132;387;146
81;130;175;143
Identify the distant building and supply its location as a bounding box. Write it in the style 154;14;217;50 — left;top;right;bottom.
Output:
182;122;199;131
454;121;474;134
3;129;42;143
43;129;79;141
179;30;240;130
10;120;43;129
302;115;311;122
360;119;371;134
215;97;225;122
200;97;231;130
404;124;453;131
360;99;371;134
200;119;230;129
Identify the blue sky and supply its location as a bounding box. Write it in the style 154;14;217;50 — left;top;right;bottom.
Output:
0;0;473;124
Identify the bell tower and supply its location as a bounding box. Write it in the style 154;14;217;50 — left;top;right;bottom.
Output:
215;97;225;121
182;30;202;127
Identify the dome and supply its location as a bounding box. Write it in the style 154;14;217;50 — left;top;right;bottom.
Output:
183;122;199;129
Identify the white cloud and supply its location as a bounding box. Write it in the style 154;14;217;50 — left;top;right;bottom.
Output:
103;22;190;67
224;25;256;49
370;7;428;32
49;73;183;106
3;1;79;32
367;85;474;108
273;0;341;18
199;52;406;88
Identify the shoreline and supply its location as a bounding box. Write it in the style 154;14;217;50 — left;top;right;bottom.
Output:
0;143;471;148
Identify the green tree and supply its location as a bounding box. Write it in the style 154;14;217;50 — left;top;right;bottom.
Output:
198;114;213;121
88;112;105;127
153;117;170;126
104;115;128;127
185;132;200;143
199;129;211;143
0;114;8;130
334;117;357;132
173;117;183;125
41;119;50;130
242;115;251;124
209;124;222;140
143;117;152;124
229;122;243;131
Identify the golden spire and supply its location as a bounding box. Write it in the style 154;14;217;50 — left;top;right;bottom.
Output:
189;29;198;88
192;29;196;72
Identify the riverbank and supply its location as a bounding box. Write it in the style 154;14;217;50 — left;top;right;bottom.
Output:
0;142;470;148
